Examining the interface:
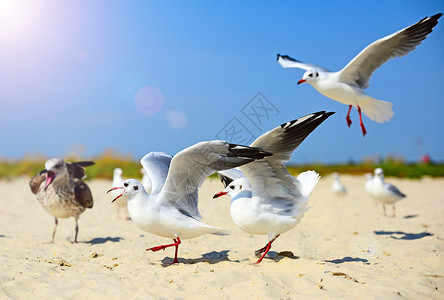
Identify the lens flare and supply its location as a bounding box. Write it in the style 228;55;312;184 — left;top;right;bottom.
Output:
134;86;164;116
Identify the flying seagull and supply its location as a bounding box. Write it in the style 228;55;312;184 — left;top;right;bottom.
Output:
277;13;442;136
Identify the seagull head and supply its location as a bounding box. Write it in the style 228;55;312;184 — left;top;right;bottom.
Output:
298;70;319;85
113;168;123;177
374;168;384;179
40;158;66;190
213;178;251;199
107;179;145;203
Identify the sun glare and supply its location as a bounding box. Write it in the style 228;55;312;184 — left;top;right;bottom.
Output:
0;0;39;40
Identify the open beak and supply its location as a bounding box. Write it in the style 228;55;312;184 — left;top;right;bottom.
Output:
297;79;306;85
107;187;125;203
213;191;228;199
41;170;55;191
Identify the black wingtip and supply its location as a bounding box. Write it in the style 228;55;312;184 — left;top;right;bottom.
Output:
227;143;272;160
280;111;335;131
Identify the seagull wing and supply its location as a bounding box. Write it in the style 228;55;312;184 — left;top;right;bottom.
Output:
161;141;271;220
73;178;94;208
140;152;173;195
339;13;442;89
67;161;95;180
240;111;333;209
277;54;330;72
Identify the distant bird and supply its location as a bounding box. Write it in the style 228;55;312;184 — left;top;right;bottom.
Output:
107;142;271;264
29;158;94;243
110;168;127;219
213;111;333;264
364;173;374;195
277;13;442;136
332;173;347;197
367;168;406;217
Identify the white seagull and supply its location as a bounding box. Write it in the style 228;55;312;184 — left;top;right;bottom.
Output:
277;13;442;136
107;142;271;264
213;111;334;264
368;168;406;217
332;173;347;197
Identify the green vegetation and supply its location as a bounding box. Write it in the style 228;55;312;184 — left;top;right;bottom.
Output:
1;151;443;180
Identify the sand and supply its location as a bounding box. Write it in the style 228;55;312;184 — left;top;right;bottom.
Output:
0;175;443;299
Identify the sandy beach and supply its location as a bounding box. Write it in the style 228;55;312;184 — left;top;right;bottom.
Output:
0;175;443;299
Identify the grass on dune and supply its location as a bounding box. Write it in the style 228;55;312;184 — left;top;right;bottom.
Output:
1;150;443;180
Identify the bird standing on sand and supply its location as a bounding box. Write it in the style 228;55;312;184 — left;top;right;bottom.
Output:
110;168;129;219
332;173;347;197
214;111;333;264
29;158;94;243
108;142;271;264
368;168;406;217
277;13;442;136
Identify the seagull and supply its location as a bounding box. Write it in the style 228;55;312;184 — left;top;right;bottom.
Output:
368;168;406;217
213;111;334;264
107;142;271;264
277;13;442;136
332;173;347;197
29;158;94;243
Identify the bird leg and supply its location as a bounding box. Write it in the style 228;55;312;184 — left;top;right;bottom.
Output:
147;237;181;264
392;205;396;218
73;218;79;243
357;106;367;136
383;204;387;217
253;235;280;264
346;105;353;127
44;217;58;244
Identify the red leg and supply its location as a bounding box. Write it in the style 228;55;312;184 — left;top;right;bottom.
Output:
357;106;367;136
253;235;280;264
146;237;181;264
346;105;353;127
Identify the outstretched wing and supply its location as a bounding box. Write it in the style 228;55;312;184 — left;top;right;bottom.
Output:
161;141;271;220
339;13;442;89
277;54;330;72
240;111;334;205
67;161;95;180
140;152;173;195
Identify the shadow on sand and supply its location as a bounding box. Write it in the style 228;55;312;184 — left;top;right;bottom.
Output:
325;256;370;265
374;231;433;240
83;236;125;245
160;250;235;266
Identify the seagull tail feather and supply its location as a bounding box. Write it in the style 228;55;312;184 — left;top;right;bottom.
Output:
359;96;394;123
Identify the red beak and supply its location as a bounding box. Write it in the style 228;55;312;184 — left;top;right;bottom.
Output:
297;79;306;85
213;191;228;199
107;187;125;203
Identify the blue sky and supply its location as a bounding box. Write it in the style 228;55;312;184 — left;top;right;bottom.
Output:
0;1;443;164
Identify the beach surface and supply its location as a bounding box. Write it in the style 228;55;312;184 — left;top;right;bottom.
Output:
1;175;443;299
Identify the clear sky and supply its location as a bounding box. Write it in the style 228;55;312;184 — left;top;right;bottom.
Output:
0;1;443;164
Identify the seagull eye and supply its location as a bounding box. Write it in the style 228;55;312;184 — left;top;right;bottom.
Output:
315;72;319;77
230;186;234;190
309;74;313;77
124;182;128;187
134;186;138;190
